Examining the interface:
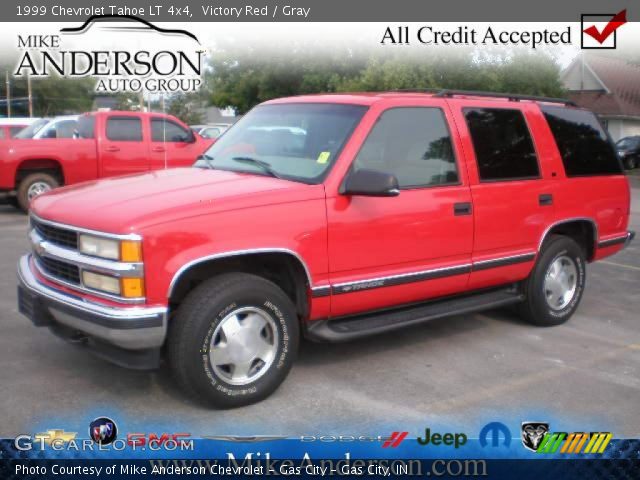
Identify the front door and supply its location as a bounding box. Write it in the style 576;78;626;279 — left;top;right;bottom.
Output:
149;117;203;170
326;102;474;317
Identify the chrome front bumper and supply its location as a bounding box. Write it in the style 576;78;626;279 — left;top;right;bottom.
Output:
17;254;167;351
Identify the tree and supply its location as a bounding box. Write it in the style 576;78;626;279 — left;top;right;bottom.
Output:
166;93;204;125
206;41;368;114
204;46;566;113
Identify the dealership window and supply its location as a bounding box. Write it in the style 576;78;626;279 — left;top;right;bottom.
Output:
106;117;143;142
541;106;622;176
464;108;539;181
151;119;191;142
352;107;459;189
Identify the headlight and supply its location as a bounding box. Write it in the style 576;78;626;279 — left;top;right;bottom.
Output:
82;271;121;295
79;235;119;260
618;151;627;157
81;272;145;298
79;234;142;262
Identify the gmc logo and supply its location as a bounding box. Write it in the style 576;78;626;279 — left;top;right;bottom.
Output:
127;433;191;447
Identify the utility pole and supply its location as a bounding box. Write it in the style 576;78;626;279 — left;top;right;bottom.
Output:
27;74;33;117
5;71;11;118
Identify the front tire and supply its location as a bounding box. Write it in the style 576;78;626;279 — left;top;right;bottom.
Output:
168;273;299;408
16;172;59;212
519;235;586;326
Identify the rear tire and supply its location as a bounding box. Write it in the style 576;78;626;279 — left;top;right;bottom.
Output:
168;273;299;408
519;235;586;326
16;172;59;212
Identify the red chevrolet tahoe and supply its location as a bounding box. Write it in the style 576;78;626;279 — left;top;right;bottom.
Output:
0;110;212;211
17;91;634;408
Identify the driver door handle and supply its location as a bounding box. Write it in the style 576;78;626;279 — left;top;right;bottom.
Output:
152;146;166;153
105;146;120;152
453;202;472;216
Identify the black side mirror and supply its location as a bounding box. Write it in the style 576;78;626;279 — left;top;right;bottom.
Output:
341;168;400;197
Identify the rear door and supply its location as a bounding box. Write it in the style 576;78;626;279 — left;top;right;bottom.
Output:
99;115;150;177
450;101;556;290
149;117;203;169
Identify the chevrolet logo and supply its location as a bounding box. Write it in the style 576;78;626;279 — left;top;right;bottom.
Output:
34;429;77;444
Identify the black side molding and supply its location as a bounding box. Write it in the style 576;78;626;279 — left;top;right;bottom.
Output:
472;253;536;272
597;231;635;249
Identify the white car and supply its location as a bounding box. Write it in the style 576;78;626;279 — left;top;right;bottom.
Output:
190;123;231;139
14;115;79;140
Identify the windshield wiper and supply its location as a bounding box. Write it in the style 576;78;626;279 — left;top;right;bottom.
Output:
230;157;283;179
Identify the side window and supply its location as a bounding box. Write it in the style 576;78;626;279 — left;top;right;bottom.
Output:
56;120;78;139
77;116;96;139
541;106;622;176
9;126;23;137
353;107;459;189
151;119;191;142
106;117;143;142
464;108;539;181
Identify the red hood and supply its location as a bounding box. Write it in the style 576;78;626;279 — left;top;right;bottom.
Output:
31;168;324;234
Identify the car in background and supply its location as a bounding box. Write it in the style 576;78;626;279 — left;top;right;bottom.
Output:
616;136;640;170
0;111;214;211
0;117;42;140
190;123;231;139
14;116;79;140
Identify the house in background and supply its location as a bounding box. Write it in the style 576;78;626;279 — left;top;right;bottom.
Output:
202;106;239;124
562;53;640;141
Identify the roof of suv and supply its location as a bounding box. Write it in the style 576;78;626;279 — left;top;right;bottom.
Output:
265;90;577;108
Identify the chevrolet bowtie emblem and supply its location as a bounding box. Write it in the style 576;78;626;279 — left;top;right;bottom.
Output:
34;429;77;444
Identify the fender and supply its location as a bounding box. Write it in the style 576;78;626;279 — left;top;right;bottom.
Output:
537;217;599;255
167;247;314;299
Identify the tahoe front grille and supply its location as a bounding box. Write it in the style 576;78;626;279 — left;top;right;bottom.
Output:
31;218;78;250
35;254;81;285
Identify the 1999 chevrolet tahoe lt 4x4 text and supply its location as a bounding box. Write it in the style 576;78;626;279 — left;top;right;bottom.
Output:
17;90;634;408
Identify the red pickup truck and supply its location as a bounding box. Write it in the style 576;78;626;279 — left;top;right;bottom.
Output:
18;91;634;408
0;110;212;211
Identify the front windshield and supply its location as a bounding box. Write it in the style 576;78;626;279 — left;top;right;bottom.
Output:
194;103;368;183
14;119;49;139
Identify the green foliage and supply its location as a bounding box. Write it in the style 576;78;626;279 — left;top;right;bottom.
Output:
0;64;95;116
206;46;566;113
166;93;205;125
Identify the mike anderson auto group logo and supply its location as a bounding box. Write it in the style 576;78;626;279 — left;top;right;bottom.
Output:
13;14;206;93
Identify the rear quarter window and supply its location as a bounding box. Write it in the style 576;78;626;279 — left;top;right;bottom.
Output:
541;106;622;176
